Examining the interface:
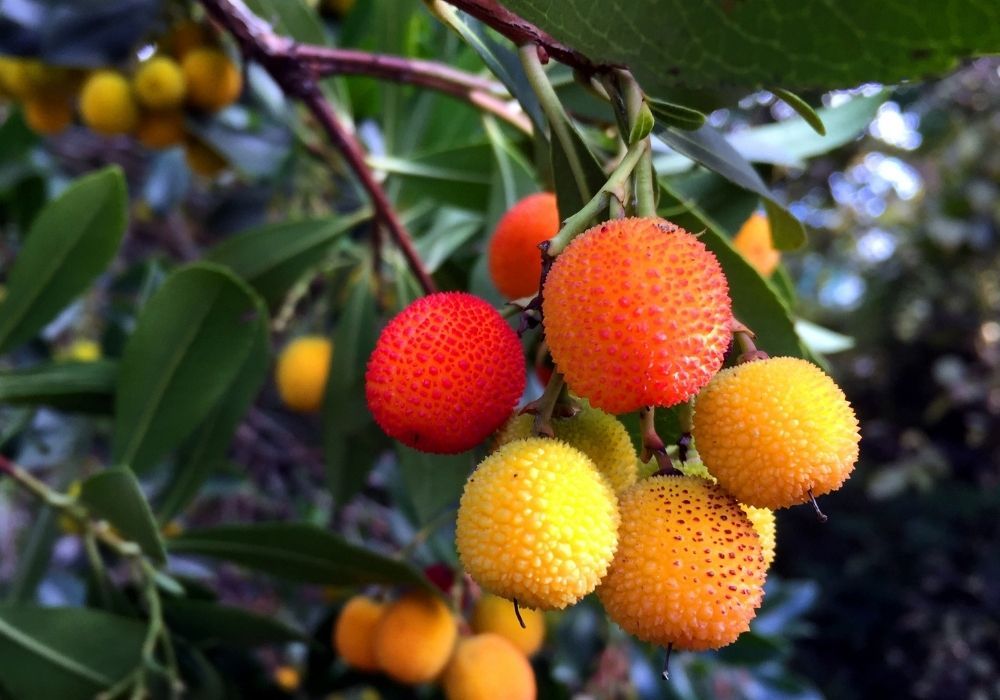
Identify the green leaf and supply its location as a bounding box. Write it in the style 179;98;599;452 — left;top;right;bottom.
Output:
655;124;805;250
659;179;809;360
646;97;706;131
795;319;856;355
79;468;166;565
729;93;885;168
0;167;126;354
168;523;434;592
324;424;386;509
0;605;146;700
206;210;371;309
162;599;305;647
156;323;269;525
397;447;473;526
771;89;825;136
244;0;325;44
499;1;1000;93
112;263;268;474
414;208;483;273
0;361;116;414
627;101;656;144
550;121;607;221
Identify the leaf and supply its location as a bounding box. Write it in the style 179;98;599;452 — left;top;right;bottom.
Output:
0;167;126;354
0;605;146;700
396;447;473;526
168;523;434;592
414;208;483;273
771;89;825;136
654;124;805;250
729;93;885;168
550;121;607;221
162;599;305;647
646;97;706;131
79;468;166;565
795;319;856;355
0;361;117;414
207;210;370;310
499;1;1000;92
156;324;269;525
112;263;268;474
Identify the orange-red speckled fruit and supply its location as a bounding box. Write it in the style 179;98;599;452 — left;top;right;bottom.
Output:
488;192;560;299
543;218;732;414
597;475;767;651
366;292;526;454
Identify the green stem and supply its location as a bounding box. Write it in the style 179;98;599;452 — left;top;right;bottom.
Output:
619;71;656;217
518;43;590;205
547;139;649;254
531;372;567;437
83;529;114;610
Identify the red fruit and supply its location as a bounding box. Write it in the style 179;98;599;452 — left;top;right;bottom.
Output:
488;193;560;299
366;292;526;454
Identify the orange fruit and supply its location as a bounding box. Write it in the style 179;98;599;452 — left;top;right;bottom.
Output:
488;192;560;299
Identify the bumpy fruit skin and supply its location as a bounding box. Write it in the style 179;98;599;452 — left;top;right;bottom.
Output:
276;336;333;413
333;595;385;672
182;48;242;112
733;212;780;277
498;403;637;493
543;218;732;414
598;475;766;651
470;593;545;657
373;591;457;684
133;57;186;109
693;356;860;509
442;634;536;700
456;438;619;610
79;70;138;135
488;192;560;299
742;505;776;568
365;292;525;454
135;110;186;149
24;95;73;135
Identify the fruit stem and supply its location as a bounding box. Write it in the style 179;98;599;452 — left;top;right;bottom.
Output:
662;643;673;681
639;406;679;475
808;489;829;523
731;317;770;364
676;400;694;462
528;371;567;437
547;139;650;254
513;599;527;629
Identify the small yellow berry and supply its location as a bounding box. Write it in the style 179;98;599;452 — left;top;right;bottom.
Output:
182;48;242;112
23;94;73;135
133;56;186;110
272;665;300;692
135;110;186;149
333;595;385;672
442;634;536;700
79;70;138;136
373;591;457;684
470;594;545;657
275;336;333;413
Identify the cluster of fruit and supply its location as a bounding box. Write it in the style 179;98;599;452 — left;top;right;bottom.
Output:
0;19;240;175
332;589;541;699
359;196;860;670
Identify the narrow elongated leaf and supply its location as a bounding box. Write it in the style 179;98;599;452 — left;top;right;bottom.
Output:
396;447;472;526
112;263;268;474
0;606;146;700
169;523;434;591
647;98;706;131
771;89;825;136
655;124;805;250
162;599;305;647
79;468;166;564
0;361;116;414
156;324;269;524
207;210;371;309
550;121;607;221
0;168;126;354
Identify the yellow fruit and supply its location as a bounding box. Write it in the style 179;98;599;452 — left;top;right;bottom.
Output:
62;339;101;362
0;59;75;100
733;212;780;277
597;475;767;651
442;634;536;700
498;403;637;493
57;481;84;535
456;438;620;610
135;110;186;149
79;70;138;135
183;136;228;177
334;596;385;672
133;56;186;110
165;20;209;60
275;336;332;413
742;505;776;568
693;357;861;509
23;94;72;135
182;47;242;112
470;594;545;657
273;665;300;691
373;591;457;684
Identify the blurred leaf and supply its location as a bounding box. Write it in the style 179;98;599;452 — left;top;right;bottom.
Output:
753;579;820;637
141;149;191;216
3;505;57;604
156;324;269;525
499;1;1000;93
647;98;706;131
162;599;305;647
0;361;116;414
795;319;855;355
207;209;370;310
397;447;473;526
414;208;482;273
244;0;324;44
771;89;826;136
715;631;785;665
169;523;434;592
0;605;145;700
0;109;37;165
324;423;386;509
189;111;294;180
483;115;538;216
654;125;805;250
550;121;607;221
112;263;268;474
0;167;126;354
729;94;885;168
79;467;166;564
380;143;495;210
